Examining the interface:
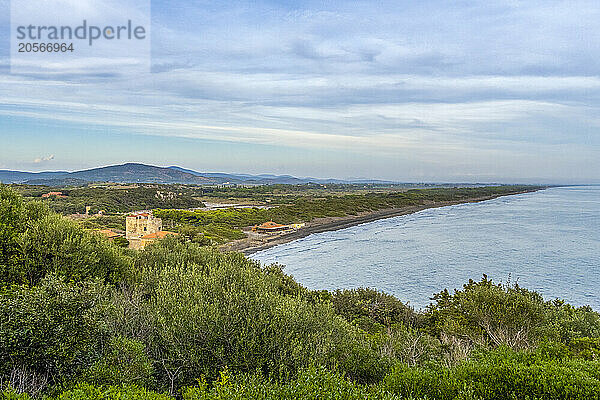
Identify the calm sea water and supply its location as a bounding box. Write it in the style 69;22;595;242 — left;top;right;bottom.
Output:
250;186;600;310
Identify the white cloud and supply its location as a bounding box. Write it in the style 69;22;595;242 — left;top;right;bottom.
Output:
34;154;55;163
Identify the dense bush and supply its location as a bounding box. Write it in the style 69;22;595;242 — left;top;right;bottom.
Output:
428;275;550;348
0;187;45;285
54;384;171;400
427;275;600;352
81;336;154;387
0;276;109;394
331;288;419;332
115;239;387;392
545;300;600;343
0;186;129;286
19;214;129;285
0;367;403;400
181;366;402;400
383;348;600;400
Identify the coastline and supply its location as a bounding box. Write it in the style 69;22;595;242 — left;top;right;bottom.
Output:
220;188;544;256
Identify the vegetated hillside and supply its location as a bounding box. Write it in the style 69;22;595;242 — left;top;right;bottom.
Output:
1;185;599;399
12;184;205;215
0;163;396;186
168;166;399;185
0;164;217;185
69;163;216;184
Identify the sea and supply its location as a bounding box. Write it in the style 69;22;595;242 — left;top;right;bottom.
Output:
250;186;600;310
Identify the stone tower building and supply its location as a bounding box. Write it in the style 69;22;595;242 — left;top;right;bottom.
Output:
125;212;162;240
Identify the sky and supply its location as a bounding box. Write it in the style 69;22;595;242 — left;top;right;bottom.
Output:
1;0;599;183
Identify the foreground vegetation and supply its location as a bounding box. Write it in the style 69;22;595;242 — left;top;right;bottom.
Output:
1;185;599;399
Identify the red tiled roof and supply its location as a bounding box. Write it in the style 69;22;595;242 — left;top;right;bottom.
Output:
42;191;66;198
256;221;290;230
141;231;178;240
127;212;151;218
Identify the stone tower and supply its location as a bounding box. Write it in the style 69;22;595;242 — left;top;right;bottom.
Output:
125;212;162;240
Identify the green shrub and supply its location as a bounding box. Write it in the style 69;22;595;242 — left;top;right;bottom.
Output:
0;276;109;391
0;388;33;399
0;186;48;285
544;300;600;343
5;186;600;400
118;241;387;391
55;383;172;400
331;288;419;332
384;348;600;400
426;276;600;352
112;236;129;248
427;275;548;349
569;337;600;360
0;186;130;286
181;366;401;400
82;336;154;387
19;214;129;285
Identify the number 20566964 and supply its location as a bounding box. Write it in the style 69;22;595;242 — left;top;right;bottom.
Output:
18;42;74;52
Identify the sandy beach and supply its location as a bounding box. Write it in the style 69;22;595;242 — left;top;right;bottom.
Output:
220;188;543;255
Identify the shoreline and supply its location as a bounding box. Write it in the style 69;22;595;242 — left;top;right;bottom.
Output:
221;188;544;256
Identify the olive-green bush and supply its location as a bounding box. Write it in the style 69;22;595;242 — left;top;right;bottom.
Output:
115;239;388;391
383;348;600;400
0;276;109;392
0;186;129;286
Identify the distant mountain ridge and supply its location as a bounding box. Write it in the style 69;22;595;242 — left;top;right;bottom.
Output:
0;163;395;186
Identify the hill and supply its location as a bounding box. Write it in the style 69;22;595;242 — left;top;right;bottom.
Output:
0;163;395;186
0;164;223;185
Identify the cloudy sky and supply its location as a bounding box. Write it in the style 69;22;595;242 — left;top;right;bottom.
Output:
1;0;599;183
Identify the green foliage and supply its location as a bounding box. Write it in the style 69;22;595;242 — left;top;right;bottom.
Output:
19;214;129;285
331;288;419;333
544;300;600;343
383;348;600;400
54;384;172;400
13;184;205;215
0;276;109;391
0;389;33;399
0;186;46;285
80;215;126;231
569;338;600;360
119;240;387;390
427;275;548;348
0;186;130;285
1;367;403;400
199;223;246;244
426;276;600;352
181;366;401;400
82;336;154;387
112;236;129;248
4;186;600;400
